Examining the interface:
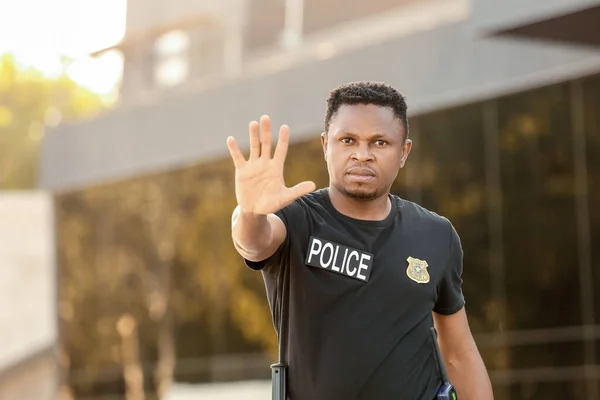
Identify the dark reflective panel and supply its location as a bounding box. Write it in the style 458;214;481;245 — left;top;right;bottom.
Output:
594;340;600;372
508;341;584;369
583;73;600;325
497;83;581;330
412;104;495;335
489;383;511;400
393;117;424;205
509;380;587;400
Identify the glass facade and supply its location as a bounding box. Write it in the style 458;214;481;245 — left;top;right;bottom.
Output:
55;73;600;399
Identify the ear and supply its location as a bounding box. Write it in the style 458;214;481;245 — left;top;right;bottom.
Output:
399;139;412;169
321;132;328;159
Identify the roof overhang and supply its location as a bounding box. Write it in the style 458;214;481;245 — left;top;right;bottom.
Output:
472;0;600;47
40;20;600;192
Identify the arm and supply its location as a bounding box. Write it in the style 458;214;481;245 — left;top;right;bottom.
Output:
433;309;493;400
226;116;314;263
231;205;287;262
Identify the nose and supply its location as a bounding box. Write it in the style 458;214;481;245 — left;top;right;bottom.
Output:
352;143;374;162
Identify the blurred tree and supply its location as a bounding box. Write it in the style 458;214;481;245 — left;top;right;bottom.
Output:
55;136;330;398
0;53;108;189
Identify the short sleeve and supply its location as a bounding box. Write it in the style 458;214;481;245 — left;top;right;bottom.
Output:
243;200;304;271
433;221;465;315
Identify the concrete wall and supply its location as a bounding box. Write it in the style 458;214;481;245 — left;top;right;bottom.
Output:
164;381;271;400
125;0;247;39
0;191;57;375
0;349;58;400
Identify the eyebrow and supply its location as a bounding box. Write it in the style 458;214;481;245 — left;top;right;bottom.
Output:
336;131;392;140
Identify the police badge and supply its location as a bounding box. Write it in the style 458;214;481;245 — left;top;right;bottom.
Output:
406;256;430;284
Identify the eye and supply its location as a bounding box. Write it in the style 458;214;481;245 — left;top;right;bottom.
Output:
374;140;388;146
340;137;354;144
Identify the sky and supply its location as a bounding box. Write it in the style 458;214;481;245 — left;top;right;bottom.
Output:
0;0;127;94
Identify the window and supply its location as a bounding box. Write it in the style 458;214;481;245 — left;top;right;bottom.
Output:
154;30;190;87
497;83;580;331
583;74;600;329
412;104;494;336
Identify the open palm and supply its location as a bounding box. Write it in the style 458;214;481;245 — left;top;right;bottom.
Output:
226;116;316;215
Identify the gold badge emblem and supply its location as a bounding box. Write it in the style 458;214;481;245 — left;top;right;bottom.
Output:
406;256;430;284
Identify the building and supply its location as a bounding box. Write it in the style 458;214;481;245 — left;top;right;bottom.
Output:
40;0;600;399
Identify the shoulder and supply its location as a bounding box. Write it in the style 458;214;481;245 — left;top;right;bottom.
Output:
295;189;327;209
393;196;453;231
276;188;328;224
392;196;460;250
394;197;463;265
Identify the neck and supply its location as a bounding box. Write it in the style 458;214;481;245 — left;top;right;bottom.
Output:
327;185;391;221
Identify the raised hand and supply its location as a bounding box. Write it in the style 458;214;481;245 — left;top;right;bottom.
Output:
226;115;316;215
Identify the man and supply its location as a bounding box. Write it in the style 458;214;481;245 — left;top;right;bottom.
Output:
226;82;493;399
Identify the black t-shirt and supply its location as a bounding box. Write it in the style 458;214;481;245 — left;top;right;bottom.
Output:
245;189;465;400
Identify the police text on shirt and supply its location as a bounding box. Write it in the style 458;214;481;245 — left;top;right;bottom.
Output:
305;236;373;282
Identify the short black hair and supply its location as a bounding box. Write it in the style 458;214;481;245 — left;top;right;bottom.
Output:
325;81;409;138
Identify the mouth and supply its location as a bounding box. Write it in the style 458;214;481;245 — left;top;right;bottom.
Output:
345;168;376;182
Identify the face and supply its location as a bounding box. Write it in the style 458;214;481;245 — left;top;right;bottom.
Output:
321;104;412;200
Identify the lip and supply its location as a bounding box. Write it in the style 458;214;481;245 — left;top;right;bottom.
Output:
346;168;376;182
345;168;376;177
347;174;375;182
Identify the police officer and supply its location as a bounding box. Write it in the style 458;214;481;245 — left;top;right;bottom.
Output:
227;82;494;400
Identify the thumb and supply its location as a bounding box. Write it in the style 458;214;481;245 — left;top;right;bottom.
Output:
283;181;316;204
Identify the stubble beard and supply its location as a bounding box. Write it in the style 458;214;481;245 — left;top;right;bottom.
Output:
339;183;380;201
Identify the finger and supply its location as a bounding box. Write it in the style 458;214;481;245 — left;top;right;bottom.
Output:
249;121;260;159
284;181;316;203
226;136;246;168
273;124;290;164
260;115;272;159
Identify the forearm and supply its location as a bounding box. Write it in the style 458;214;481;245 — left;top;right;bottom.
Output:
231;206;276;260
446;348;493;400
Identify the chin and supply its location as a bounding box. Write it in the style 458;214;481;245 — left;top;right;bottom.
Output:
342;186;379;201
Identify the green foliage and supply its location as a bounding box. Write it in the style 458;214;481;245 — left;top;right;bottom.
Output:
0;53;108;189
